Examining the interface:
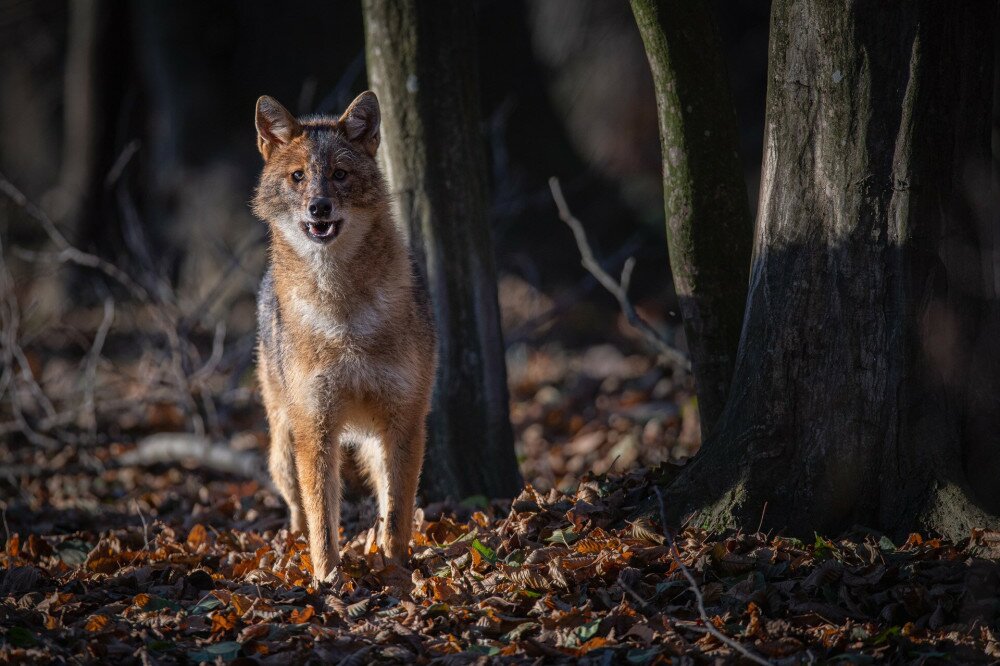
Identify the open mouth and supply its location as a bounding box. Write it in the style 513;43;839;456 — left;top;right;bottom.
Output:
303;219;343;243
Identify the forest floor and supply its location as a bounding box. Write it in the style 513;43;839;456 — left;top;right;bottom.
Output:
3;314;1000;663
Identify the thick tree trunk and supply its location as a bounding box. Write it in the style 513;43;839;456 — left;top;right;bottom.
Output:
362;0;521;501
662;0;1000;540
630;0;753;435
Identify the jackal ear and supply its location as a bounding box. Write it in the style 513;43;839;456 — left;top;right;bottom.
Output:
339;91;380;157
255;96;301;160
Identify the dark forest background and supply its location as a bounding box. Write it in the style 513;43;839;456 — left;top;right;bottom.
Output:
0;0;769;346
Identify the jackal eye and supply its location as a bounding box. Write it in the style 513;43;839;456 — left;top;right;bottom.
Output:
333;169;347;181
291;170;305;182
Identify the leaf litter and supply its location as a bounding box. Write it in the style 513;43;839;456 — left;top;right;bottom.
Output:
1;332;998;663
3;455;1000;664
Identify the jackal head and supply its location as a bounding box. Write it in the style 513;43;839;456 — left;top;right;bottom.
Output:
252;91;387;259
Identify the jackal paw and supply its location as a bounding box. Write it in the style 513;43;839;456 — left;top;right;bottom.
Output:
318;566;344;587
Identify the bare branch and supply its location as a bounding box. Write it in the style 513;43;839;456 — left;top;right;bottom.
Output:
504;235;643;347
0;172;238;442
105;139;141;188
0;235;59;449
549;177;690;371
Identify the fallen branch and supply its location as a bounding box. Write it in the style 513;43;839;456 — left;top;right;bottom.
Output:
549;177;690;371
654;486;772;666
118;433;272;489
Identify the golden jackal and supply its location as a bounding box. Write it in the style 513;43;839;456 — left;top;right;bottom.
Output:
253;91;436;580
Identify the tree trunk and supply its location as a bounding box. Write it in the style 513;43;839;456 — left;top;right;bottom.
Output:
661;0;1000;540
630;0;753;436
57;0;135;268
361;0;521;501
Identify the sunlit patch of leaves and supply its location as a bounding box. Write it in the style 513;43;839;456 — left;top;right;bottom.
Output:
2;461;1000;663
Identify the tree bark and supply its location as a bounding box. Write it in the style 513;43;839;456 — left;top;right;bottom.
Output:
630;0;753;436
361;0;521;501
661;0;1000;540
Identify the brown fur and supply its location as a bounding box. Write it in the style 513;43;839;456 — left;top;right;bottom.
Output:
253;92;436;580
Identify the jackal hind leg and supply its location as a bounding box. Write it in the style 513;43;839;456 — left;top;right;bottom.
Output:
361;418;424;564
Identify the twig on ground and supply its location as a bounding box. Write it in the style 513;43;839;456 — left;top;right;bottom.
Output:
133;499;150;550
617;571;658;615
549;177;690;371
80;297;115;442
653;486;772;666
129;499;154;569
757;501;769;535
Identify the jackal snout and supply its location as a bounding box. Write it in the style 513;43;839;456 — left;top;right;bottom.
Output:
308;197;335;220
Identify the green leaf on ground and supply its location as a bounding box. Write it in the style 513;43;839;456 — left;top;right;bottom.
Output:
188;641;241;662
57;539;92;566
545;526;578;547
189;595;224;615
460;495;489;510
6;627;36;648
471;538;497;564
566;618;602;647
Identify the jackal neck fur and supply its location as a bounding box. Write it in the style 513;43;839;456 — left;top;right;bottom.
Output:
268;203;410;341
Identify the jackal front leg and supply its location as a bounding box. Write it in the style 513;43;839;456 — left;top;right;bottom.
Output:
291;406;341;581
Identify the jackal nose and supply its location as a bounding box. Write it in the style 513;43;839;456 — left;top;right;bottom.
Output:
308;197;333;220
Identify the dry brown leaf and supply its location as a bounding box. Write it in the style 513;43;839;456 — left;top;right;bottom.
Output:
6;533;20;558
231;593;254;616
186;524;208;550
211;610;237;633
84;614;110;633
289;605;314;623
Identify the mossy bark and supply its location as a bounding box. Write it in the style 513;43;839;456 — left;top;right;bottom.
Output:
659;0;1000;540
630;0;754;436
361;0;521;501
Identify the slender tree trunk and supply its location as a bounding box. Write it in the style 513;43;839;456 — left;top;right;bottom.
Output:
58;0;134;265
630;0;753;436
661;0;1000;540
51;0;145;306
361;0;521;500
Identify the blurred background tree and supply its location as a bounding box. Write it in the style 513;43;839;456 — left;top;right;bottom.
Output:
0;0;770;323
